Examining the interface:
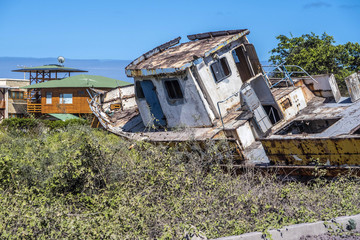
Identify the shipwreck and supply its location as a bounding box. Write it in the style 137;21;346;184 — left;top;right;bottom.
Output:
88;29;360;176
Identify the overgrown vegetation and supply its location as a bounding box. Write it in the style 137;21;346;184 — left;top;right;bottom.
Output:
0;120;360;239
269;32;360;93
0;118;88;132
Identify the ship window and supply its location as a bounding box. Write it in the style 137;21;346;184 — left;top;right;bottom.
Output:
164;80;183;99
280;98;292;110
135;81;145;99
59;93;73;104
210;57;231;82
46;92;52;104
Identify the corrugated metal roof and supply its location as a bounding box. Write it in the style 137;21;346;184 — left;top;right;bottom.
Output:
22;74;131;89
47;113;81;121
126;29;249;77
12;64;87;73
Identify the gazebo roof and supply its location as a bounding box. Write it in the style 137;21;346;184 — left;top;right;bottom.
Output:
12;64;87;73
22;74;131;89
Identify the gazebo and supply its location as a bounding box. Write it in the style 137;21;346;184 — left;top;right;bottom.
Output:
13;63;87;114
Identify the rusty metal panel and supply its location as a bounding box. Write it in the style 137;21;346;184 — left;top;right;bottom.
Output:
261;137;360;166
345;73;360;102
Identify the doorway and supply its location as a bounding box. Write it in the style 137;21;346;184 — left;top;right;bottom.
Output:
140;80;166;127
232;46;253;82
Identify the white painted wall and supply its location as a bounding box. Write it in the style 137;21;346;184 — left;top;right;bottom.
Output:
278;87;307;120
137;98;153;128
119;85;134;97
119;85;136;110
100;85;136;111
300;74;334;97
196;45;244;118
131;37;266;129
236;121;255;148
134;72;212;128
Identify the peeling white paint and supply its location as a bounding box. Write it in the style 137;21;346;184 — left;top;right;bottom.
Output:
236;122;255;148
279;87;307;120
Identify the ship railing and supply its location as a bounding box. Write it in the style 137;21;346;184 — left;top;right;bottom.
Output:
262;63;318;88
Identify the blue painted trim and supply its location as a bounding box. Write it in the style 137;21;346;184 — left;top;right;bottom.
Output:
126;62;193;77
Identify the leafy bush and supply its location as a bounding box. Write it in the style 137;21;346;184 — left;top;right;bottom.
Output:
42;118;89;130
0;118;88;133
0;118;40;131
269;32;360;93
0;125;359;239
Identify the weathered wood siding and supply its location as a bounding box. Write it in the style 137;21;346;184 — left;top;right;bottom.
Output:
40;88;111;114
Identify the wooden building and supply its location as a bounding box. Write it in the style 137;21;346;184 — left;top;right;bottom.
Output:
13;64;88;114
22;74;131;115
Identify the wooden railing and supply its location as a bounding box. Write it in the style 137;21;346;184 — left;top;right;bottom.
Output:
0;100;5;109
27;103;42;113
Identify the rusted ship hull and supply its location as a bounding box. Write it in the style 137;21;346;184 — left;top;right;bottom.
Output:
88;29;360;176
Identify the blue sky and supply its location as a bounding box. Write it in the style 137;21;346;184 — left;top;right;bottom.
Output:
0;0;359;61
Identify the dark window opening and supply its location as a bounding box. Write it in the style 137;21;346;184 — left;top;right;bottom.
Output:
280;98;292;110
210;57;231;82
78;90;85;95
135;81;145;99
352;126;360;135
275;118;341;135
263;105;281;124
164;80;183;99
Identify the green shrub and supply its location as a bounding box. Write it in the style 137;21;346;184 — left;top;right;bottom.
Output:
0;118;40;131
0;118;89;133
43;118;88;130
0;124;359;239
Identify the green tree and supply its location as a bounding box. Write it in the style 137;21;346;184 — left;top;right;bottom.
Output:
269;32;360;92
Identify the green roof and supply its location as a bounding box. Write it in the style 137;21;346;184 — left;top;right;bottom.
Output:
22;74;131;89
12;64;87;73
47;114;81;121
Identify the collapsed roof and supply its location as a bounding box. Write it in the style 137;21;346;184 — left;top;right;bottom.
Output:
125;29;250;77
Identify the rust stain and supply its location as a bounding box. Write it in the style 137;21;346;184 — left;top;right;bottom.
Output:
261;137;360;166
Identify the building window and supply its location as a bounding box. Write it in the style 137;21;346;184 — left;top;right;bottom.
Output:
9;113;24;118
78;90;85;95
210;57;231;82
164;79;183;99
59;93;73;104
46;92;52;104
9;91;24;100
135;81;145;99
